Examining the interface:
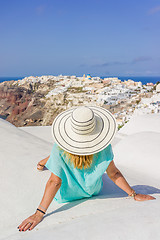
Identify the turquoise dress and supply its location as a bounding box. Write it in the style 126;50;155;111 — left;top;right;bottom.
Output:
45;142;114;203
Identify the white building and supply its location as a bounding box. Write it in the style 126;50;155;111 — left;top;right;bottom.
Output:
156;83;160;93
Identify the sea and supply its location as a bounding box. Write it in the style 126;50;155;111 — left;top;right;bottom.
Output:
0;76;160;85
101;76;160;85
0;77;24;83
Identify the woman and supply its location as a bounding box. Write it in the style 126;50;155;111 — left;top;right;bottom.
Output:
18;106;155;232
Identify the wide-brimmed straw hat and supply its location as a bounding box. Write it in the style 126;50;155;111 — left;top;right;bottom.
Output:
51;106;117;155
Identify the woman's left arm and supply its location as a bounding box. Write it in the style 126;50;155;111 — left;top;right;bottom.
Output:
106;160;155;201
18;173;62;231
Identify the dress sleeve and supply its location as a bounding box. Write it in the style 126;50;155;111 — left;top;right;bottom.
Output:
105;144;114;162
45;143;63;179
101;143;114;169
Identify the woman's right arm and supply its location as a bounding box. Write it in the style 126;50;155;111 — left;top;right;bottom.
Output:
18;173;62;232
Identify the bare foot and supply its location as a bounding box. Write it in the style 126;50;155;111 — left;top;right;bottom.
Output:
37;163;45;171
37;156;49;171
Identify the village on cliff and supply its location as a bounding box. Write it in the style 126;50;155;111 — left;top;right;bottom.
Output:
0;74;160;128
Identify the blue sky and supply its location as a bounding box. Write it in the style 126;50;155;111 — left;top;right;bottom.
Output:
0;0;160;77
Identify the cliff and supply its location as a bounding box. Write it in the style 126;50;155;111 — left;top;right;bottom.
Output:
0;78;67;126
0;75;154;127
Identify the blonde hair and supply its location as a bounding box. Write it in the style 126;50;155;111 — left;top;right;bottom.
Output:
58;146;93;169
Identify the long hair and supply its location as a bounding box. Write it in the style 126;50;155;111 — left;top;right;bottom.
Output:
58;146;94;169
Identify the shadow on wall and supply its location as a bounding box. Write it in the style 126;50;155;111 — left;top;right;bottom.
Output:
44;173;160;220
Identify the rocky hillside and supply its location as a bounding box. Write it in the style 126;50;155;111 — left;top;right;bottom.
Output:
0;75;154;127
0;81;63;126
0;76;97;126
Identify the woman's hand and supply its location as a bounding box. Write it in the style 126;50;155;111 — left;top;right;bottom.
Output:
18;211;44;231
134;193;156;201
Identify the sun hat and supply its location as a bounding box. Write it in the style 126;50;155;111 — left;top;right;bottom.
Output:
51;106;117;155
